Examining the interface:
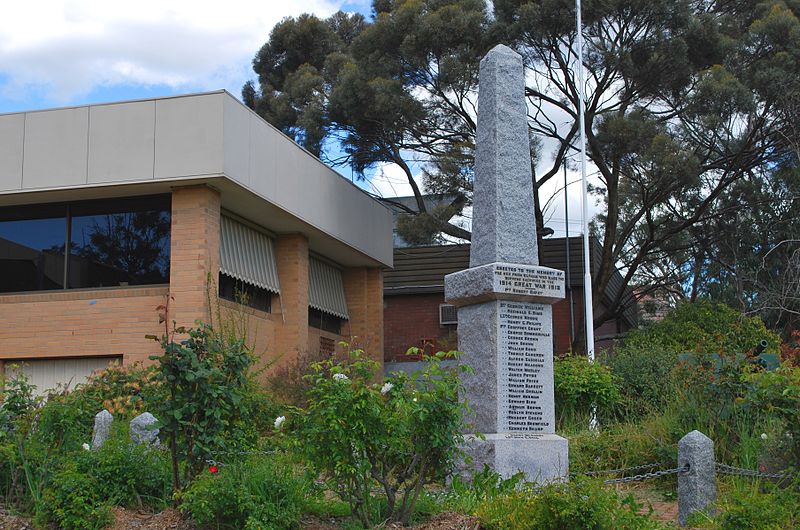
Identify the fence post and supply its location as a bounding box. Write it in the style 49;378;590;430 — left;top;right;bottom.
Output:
678;430;716;526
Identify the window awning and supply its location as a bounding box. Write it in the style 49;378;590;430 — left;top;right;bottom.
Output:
219;215;280;293
309;257;349;320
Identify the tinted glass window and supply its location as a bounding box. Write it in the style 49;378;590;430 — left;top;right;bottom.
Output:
0;208;67;292
0;195;170;293
309;307;344;335
219;273;272;313
69;196;170;288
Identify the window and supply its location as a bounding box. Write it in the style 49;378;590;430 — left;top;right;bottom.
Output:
0;195;171;293
0;205;67;292
309;307;344;335
219;273;272;313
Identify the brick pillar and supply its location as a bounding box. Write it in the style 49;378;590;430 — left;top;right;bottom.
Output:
274;234;309;368
343;267;384;368
168;185;221;330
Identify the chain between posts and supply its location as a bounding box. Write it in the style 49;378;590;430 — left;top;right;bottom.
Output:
601;464;690;485
715;463;794;480
573;462;667;477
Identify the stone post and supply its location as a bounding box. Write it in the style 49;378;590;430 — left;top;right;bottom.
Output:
678;430;716;526
92;410;113;450
444;44;568;482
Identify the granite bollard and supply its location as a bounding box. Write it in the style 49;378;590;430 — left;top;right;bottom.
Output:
445;44;568;483
91;410;113;450
678;430;716;526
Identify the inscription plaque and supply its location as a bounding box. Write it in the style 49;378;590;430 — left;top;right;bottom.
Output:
493;265;564;299
497;301;555;432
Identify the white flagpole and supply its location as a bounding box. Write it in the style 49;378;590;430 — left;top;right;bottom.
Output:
575;0;595;361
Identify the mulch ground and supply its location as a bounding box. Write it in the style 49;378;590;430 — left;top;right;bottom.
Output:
0;500;671;529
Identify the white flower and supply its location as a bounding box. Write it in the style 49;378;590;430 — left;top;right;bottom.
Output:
274;416;286;430
380;382;394;395
333;373;349;382
761;433;768;440
82;443;91;451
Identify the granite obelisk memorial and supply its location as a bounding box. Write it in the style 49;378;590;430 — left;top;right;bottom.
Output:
444;44;568;482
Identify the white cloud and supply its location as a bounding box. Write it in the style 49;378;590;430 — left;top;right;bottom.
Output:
365;162;422;199
0;1;365;104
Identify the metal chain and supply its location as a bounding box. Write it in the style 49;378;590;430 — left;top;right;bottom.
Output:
603;464;690;485
572;462;667;477
715;463;793;480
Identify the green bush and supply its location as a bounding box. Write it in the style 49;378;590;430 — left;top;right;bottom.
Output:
745;366;800;466
36;431;171;529
74;434;171;509
603;339;678;418
690;482;800;529
37;468;113;530
475;477;666;530
554;355;621;427
606;301;781;419
293;348;470;527
149;322;252;490
180;454;312;530
622;301;780;355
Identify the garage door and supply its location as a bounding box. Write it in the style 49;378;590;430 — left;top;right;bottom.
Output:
5;357;121;395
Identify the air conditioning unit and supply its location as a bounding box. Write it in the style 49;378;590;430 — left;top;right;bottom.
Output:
439;304;458;325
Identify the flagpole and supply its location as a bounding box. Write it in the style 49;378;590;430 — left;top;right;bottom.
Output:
575;0;595;361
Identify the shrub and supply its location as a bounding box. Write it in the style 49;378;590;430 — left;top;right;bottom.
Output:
149;322;252;490
475;477;666;530
603;339;678;418
606;301;781;419
690;482;800;529
745;366;800;466
292;348;470;527
37;468;113;530
78;362;164;418
554;355;621;426
621;301;780;356
180;454;312;530
73;433;172;509
36;431;171;529
0;368;39;441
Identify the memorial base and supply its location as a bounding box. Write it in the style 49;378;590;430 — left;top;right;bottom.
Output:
457;433;569;484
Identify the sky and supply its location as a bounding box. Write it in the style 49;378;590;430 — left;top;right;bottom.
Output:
0;0;599;239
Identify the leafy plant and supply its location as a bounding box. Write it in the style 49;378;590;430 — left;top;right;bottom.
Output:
36;467;113;530
293;348;470;527
475;477;666;530
180;454;313;530
149;322;252;490
745;366;800;466
554;355;621;427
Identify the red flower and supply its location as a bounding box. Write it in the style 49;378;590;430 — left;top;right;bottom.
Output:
209;465;219;474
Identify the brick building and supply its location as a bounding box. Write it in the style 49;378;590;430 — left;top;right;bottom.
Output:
384;240;637;361
0;91;390;392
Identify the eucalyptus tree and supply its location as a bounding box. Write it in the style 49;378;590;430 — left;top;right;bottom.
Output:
244;0;800;328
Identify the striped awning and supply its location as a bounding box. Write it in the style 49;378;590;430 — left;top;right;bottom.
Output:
219;215;280;293
309;257;349;319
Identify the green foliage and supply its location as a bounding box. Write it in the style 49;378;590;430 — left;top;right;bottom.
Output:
34;429;171;529
78;362;164;418
607;301;780;419
622;301;780;356
180;454;312;530
149;322;252;490
475;477;666;530
0;368;39;441
37;468;112;530
554;355;621;426
293;348;470;527
440;466;524;515
691;481;800;529
745;366;800;466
